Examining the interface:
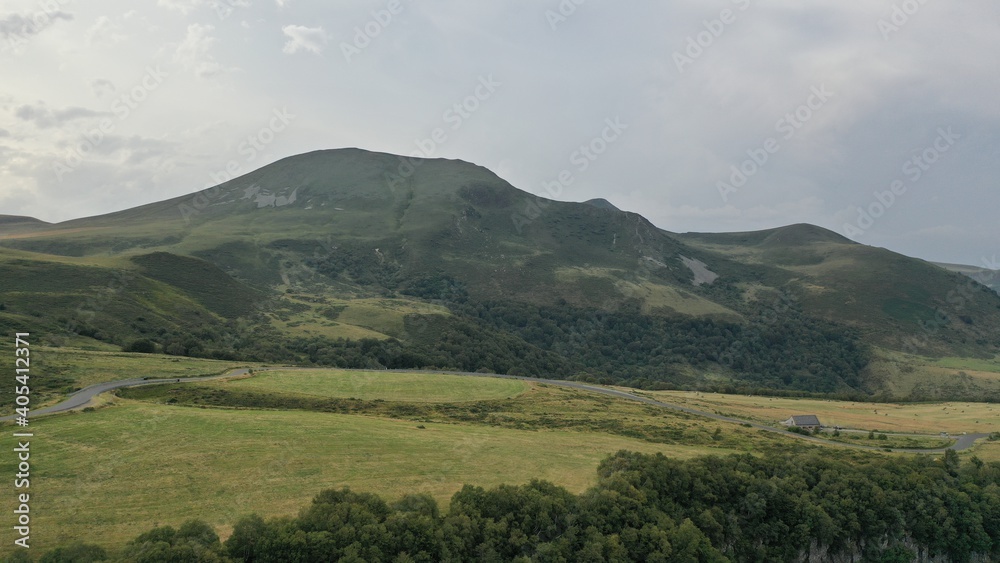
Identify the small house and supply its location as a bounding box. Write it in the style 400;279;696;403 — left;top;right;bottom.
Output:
782;415;821;430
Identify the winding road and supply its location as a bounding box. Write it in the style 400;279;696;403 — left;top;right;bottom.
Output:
2;366;989;454
0;368;252;421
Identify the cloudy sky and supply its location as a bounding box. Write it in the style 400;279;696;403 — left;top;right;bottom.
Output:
1;0;998;266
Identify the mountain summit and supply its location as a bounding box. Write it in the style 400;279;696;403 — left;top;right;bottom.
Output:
2;148;998;396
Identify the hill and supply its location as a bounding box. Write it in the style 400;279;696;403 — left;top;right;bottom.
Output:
0;214;49;226
582;197;621;211
935;262;1000;295
2;148;999;397
676;226;1000;358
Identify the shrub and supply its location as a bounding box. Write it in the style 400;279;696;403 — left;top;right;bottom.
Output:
123;339;157;354
39;541;108;562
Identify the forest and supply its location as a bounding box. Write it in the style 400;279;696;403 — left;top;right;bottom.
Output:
108;291;871;397
20;449;1000;562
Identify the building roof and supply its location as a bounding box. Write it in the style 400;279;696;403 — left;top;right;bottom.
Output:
787;415;821;426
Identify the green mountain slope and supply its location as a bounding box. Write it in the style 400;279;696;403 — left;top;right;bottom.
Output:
2;148;999;396
676;226;1000;357
935;262;1000;295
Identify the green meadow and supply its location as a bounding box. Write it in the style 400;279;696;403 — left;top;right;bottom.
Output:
223;369;529;402
0;399;738;553
1;364;996;556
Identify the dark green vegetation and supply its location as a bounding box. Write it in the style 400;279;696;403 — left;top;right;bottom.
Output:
2;148;999;397
23;449;1000;562
936;262;1000;295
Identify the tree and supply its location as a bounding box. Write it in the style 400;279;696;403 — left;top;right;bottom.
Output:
225;514;270;562
943;448;960;476
121;520;227;562
39;541;108;562
123;338;157;354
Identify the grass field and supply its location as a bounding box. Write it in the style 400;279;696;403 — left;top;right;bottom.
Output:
4;360;998;556
647;390;1000;435
823;432;953;450
220;369;529;402
976;440;1000;463
124;374;788;451
864;349;1000;400
930;356;1000;373
0;400;738;553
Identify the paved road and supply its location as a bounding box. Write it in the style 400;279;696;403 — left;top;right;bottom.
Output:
0;368;251;422
2;366;989;453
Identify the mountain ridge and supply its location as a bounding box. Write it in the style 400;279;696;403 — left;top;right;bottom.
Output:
2;148;999;396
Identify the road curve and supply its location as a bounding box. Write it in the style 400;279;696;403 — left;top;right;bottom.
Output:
0;368;251;422
2;366;989;453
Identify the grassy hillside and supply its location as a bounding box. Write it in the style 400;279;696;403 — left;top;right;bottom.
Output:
676;225;1000;357
935;261;1000;294
2;149;1000;396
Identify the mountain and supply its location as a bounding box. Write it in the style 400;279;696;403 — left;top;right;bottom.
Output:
0;215;49;229
675;225;1000;356
583;198;621;211
2;148;999;396
934;262;1000;295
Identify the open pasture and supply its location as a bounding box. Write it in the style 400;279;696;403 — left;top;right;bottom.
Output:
648;390;999;435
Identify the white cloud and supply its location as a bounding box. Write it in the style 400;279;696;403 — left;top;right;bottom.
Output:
1;2;998;265
13;103;109;129
281;24;327;55
86;16;126;46
156;0;204;15
0;10;72;43
91;79;117;98
173;23;227;77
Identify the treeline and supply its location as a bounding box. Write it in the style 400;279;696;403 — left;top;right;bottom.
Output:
112;296;868;395
18;450;1000;562
41;266;870;394
442;298;869;393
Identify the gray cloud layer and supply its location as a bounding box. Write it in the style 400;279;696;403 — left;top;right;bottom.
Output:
0;0;997;266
